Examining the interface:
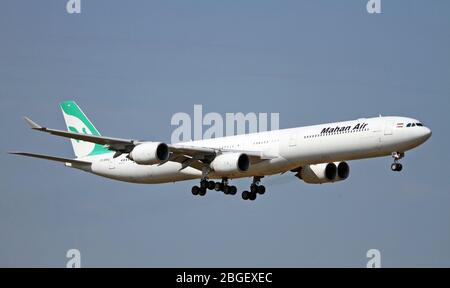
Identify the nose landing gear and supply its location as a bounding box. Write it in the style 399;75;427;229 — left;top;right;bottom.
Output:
390;152;404;172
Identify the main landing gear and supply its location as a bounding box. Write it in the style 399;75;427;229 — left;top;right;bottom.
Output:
191;174;266;201
390;152;404;172
191;182;206;196
241;176;266;201
191;178;237;197
191;167;211;197
214;178;237;195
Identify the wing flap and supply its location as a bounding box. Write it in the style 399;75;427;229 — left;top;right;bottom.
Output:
168;144;276;164
168;144;216;158
166;154;204;171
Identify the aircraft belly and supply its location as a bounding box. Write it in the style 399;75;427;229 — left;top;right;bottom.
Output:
91;160;201;184
91;160;151;183
148;163;201;183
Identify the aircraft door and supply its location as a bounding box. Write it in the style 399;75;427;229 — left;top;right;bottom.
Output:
289;132;297;147
108;158;115;170
384;119;395;135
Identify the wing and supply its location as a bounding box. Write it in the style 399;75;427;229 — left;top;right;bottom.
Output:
24;116;139;152
166;144;276;171
170;144;276;161
23;117;275;171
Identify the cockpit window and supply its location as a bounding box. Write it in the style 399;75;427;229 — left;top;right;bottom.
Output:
406;123;424;127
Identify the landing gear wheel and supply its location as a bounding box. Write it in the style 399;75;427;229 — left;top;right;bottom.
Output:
248;192;257;201
249;176;265;197
223;185;230;195
214;182;223;191
229;186;237;195
390;152;404;172
200;180;208;189
257;185;266;195
391;163;403;172
208;181;215;190
191;186;200;195
198;187;207;196
242;191;250;200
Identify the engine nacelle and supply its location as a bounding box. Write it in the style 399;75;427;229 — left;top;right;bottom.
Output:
295;162;350;184
297;163;336;184
210;153;250;175
129;142;169;165
335;161;350;181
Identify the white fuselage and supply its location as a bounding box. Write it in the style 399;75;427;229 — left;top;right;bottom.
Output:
76;116;431;184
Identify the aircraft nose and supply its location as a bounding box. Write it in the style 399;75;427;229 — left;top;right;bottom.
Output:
420;127;432;141
425;127;432;138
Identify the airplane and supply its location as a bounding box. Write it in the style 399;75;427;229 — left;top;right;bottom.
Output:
9;101;432;201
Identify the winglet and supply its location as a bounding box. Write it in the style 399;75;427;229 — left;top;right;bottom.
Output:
23;116;43;130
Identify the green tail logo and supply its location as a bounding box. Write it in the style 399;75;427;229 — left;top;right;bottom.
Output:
60;100;111;158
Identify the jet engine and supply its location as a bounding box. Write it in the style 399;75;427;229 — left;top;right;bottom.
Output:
129;142;169;165
335;161;350;181
295;161;350;184
210;153;250;175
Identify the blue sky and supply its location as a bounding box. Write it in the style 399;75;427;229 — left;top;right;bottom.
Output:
1;0;449;267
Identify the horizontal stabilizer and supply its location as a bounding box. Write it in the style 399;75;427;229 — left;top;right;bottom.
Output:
8;151;91;166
